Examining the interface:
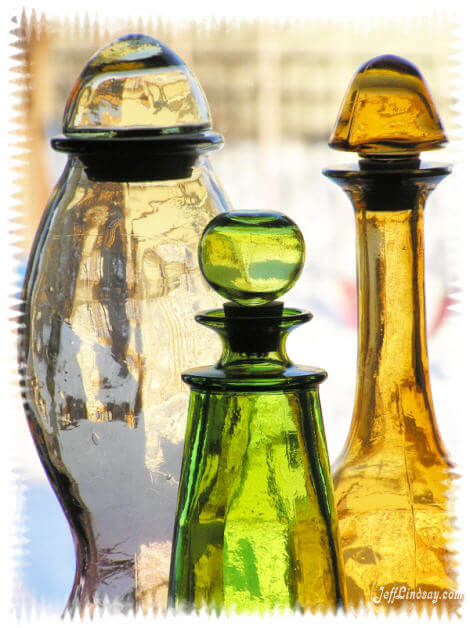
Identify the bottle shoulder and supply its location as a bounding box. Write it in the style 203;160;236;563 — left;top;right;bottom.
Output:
182;364;327;392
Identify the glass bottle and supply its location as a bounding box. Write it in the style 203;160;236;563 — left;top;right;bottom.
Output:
323;55;458;613
18;34;231;616
168;212;345;613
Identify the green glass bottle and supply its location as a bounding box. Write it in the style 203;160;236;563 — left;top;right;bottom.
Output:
168;211;345;613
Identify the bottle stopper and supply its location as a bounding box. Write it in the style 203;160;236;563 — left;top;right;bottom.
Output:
63;33;211;136
328;54;447;159
199;211;305;308
199;211;306;352
52;33;223;181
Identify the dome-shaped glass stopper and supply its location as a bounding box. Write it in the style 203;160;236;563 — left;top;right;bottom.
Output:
329;54;447;157
63;33;211;136
199;212;305;306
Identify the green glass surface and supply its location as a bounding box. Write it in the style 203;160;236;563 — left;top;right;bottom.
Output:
168;308;344;613
198;212;305;306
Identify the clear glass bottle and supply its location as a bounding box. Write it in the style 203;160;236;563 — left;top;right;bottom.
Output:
324;55;458;613
18;34;231;615
168;212;345;613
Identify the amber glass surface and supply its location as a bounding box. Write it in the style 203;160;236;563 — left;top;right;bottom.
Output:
323;168;458;614
63;33;210;135
198;212;305;306
333;200;457;612
325;56;457;613
169;309;344;613
328;54;447;157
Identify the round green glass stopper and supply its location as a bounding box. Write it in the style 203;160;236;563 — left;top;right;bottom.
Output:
199;211;305;306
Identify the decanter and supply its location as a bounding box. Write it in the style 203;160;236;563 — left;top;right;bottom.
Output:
168;211;345;613
18;34;231;615
323;55;458;613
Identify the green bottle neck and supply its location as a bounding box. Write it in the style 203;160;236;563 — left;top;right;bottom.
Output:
199;305;308;372
183;306;327;392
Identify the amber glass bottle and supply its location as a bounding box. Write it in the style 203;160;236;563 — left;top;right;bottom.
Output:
168;212;345;613
324;55;458;613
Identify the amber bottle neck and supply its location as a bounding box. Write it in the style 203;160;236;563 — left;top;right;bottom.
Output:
324;162;451;458
354;205;428;398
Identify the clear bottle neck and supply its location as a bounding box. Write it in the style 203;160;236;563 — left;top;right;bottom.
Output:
70;154;208;184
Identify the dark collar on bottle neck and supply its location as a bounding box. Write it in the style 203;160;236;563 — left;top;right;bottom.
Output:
51;130;223;182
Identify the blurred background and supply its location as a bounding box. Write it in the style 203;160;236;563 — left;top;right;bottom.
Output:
12;11;460;613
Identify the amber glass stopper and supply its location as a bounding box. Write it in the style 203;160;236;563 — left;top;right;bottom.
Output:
63;33;211;136
199;212;305;306
329;54;447;157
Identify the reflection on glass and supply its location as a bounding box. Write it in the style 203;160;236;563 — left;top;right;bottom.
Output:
324;55;458;614
64;33;210;134
169;212;345;613
19;33;231;616
199;211;305;306
328;54;447;157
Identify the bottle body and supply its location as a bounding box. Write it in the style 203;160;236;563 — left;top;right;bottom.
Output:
19;156;230;614
169;384;343;613
327;168;457;612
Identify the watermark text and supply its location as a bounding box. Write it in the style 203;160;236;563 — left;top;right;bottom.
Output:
373;586;463;606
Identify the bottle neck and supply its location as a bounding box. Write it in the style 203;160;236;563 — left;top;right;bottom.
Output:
218;331;291;373
52;131;223;182
185;307;328;391
354;206;430;429
72;151;203;182
197;306;311;374
324;162;451;461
